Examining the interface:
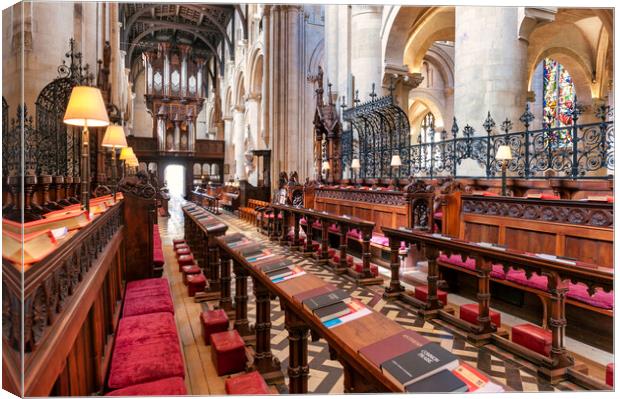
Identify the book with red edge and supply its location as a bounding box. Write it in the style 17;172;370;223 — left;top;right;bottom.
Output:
265;267;294;279
313;301;351;322
380;342;459;390
358;330;431;369
451;362;490;392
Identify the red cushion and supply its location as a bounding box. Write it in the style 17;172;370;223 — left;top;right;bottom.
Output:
332;254;354;265
459;303;501;327
353;262;378;276
108;313;184;389
371;234;389;247
511;324;551;356
176;247;191;258
506;269;548;291
346;229;361;240
124;291;174;317
187;273;207;297
126;278;168;293
606;363;614;387
211;330;247;376
172;238;185;245
328;223;339;233
178;254;195;267
225;371;269;395
174;243;190;251
414;285;448;305
438;254;507;279
434;211;443;219
106;377;187;396
153;247;164;267
567;282;614;310
540;194;560;200
182;264;201;275
300;218;307;225
200;310;229;345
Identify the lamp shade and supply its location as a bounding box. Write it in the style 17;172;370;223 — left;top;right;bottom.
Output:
351;158;361;169
102;125;128;148
390;155;402;167
63;86;110;127
496;145;513;161
322;161;331;170
119;147;135;161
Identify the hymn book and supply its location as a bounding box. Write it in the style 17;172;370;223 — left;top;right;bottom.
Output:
302;289;350;312
404;369;468;393
358;330;430;369
313;301;351;322
220;232;246;243
380;342;459;390
292;284;338;303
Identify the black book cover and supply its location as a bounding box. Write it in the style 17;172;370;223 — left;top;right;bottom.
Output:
261;259;294;273
404;369;468;393
265;267;293;279
380;343;459;389
302;289;350;311
236;243;265;257
221;233;246;243
313;301;351;322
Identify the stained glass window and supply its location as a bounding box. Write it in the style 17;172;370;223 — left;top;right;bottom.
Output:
542;58;575;146
420;112;435;143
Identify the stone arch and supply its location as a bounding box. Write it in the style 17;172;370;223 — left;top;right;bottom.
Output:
224;86;233;117
234;72;246;107
248;46;264;95
382;6;433;69
408;96;446;140
307;39;325;79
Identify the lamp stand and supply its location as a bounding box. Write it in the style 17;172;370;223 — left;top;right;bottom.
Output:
353;168;360;188
392;167;400;191
81;123;91;213
501;161;507;196
111;147;118;202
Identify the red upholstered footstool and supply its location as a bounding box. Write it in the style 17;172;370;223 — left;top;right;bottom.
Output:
210;330;247;376
187;273;207;297
606;363;613;387
459;303;501;327
511;324;552;357
353;262;378;276
174;243;190;252
182;264;201;285
311;241;320;252
414;285;448;305
200;309;229;345
173;238;185;245
106;377;187;396
225;371;270;394
178;254;195;272
332;254;354;266
176;247;192;259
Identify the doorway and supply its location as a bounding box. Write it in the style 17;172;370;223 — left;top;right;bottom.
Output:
164;164;186;198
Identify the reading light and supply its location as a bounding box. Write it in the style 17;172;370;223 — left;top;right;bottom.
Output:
496;145;513;196
102;125;128;202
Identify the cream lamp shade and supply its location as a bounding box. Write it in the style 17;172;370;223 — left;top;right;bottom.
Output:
63;86;110;127
390;154;402;167
119;147;135;161
496;145;513;161
102;125;128;148
351;158;361;169
322;161;331;170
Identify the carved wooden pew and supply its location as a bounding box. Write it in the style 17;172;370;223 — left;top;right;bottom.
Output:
191;190;220;214
382;226;613;383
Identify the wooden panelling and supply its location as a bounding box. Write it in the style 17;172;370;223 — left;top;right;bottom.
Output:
564;236;613;268
504;227;556;254
463;222;499;244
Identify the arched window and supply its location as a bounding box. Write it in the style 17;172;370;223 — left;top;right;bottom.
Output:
542;58;575;145
420;112;435;143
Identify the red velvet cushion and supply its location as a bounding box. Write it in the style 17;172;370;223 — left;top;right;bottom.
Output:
124;292;174;317
353;262;378;276
178;254;195;266
225;371;270;395
414;285;448;304
106;377;187;396
200;310;229;345
211;330;247;376
153;247;164;267
567;282;614;310
176;248;192;258
174;243;190;251
459;303;501;327
438;254;507;279
511;324;551;357
506;269;548;291
182;264;201;274
126;278;168;293
433;211;443;219
115;313;178;347
606;363;614;387
346;229;361;240
328;224;339;233
370;234;389;247
172;238;185;245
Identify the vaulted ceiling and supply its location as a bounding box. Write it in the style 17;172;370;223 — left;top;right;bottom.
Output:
120;3;236;83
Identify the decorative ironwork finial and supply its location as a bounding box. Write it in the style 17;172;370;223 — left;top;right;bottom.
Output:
567;96;583;122
450;117;459;138
483;111;496;134
340;95;346;110
327;82;334;105
440;129;447;141
463;124;474;139
369;83;377;101
595;103;611;121
519;103;535;128
500;118;513;134
354;90;360;107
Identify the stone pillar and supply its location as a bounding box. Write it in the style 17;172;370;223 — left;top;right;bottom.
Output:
454;7;528;131
223;116;233;180
350;5;383;99
246;93;261;185
324;5;339;87
233;106;246;179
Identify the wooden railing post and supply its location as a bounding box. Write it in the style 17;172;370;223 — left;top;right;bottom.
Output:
232;260;253;338
383;236;404;299
543;271;573;382
284;306;310;394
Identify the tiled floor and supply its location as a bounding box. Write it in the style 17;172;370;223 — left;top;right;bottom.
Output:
158;195;608;394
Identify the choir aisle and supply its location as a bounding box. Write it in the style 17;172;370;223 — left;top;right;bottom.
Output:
157;196;586;393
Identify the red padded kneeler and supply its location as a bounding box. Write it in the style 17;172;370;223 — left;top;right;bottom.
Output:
414;285;448;305
178;254;195;271
353;262;378;276
200;309;229;345
174;243;190;252
187;273;206;297
332;254;354;266
225;371;270;394
172;238;185;245
124;291;174;317
210;330;247;376
459;303;501;327
106;377;187;396
175;247;192;259
126;278;168;293
182;264;201;285
511;324;552;357
606;363;614;387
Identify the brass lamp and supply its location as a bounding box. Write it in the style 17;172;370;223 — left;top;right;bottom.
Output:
496;145;513;196
351;158;361;187
390;154;402;190
102;124;128;201
63;86;110;213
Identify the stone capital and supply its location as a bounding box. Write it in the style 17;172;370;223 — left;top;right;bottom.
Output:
233;104;245;113
245;92;261;102
382;64;424;90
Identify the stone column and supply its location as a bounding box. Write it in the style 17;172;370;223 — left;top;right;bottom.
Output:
246;93;260;185
454;7;528;130
324;5;339;87
223;116;233;180
351;5;383;98
232;105;246;180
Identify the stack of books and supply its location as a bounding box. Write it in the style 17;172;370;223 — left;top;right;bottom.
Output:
358;331;503;393
293;287;370;327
